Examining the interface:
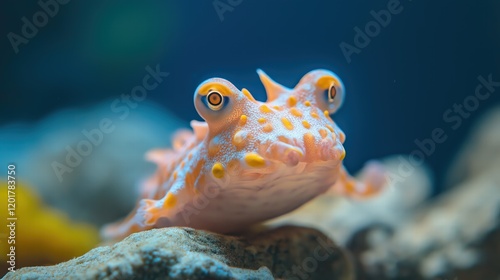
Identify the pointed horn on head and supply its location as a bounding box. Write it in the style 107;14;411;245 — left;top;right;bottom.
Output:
256;69;289;101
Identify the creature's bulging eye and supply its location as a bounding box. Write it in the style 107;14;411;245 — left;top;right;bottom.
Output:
207;91;224;111
327;85;337;103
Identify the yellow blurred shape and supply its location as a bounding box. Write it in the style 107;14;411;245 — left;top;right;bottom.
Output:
0;181;100;269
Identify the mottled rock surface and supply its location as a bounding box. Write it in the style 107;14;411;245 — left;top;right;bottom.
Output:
4;226;353;280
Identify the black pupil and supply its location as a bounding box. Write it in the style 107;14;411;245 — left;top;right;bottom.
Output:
208;92;222;106
329;86;336;100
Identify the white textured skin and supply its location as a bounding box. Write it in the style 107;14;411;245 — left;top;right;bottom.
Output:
158;160;341;233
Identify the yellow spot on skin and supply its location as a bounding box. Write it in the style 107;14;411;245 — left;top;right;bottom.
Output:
317;76;335;90
198;82;232;97
164;193;177;208
281;117;294;130
239;115;247;126
259;105;272;113
324;110;330;117
310;111;319;119
287;96;297;107
258;118;266;124
326;125;335;132
302;120;311;129
304;101;311;107
290;107;303;117
244;153;266;168
263;123;273;133
212;162;225;179
319;129;328;139
241;88;255;102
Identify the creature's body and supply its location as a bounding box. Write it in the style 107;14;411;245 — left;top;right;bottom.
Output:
102;69;386;240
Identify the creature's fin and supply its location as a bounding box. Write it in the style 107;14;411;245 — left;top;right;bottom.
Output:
101;192;180;241
190;120;209;141
330;161;386;199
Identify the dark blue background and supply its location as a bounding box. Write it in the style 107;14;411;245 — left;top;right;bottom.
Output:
1;0;499;193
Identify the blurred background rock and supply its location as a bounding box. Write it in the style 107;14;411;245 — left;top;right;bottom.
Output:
0;102;183;224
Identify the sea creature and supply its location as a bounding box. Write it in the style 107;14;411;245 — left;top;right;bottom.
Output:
102;69;386;240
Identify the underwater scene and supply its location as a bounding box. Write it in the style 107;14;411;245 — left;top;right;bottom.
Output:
1;1;499;279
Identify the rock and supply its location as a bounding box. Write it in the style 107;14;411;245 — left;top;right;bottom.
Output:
355;107;500;279
4;226;353;280
445;106;500;187
349;166;500;279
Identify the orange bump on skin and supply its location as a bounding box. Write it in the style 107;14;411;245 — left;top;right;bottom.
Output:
302;120;311;129
244;153;266;168
303;133;316;157
185;172;195;190
233;130;247;148
241;88;256;102
212;162;225;179
304;101;311;107
281;117;294;130
340;149;346;160
208;144;221;157
326;125;335;133
339;131;346;142
258;118;267;124
290;107;303;117
263;123;273;133
319;129;328;139
164;193;177;208
278;136;291;144
239;115;247;126
191;159;205;181
259;105;272;113
287;96;297;107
